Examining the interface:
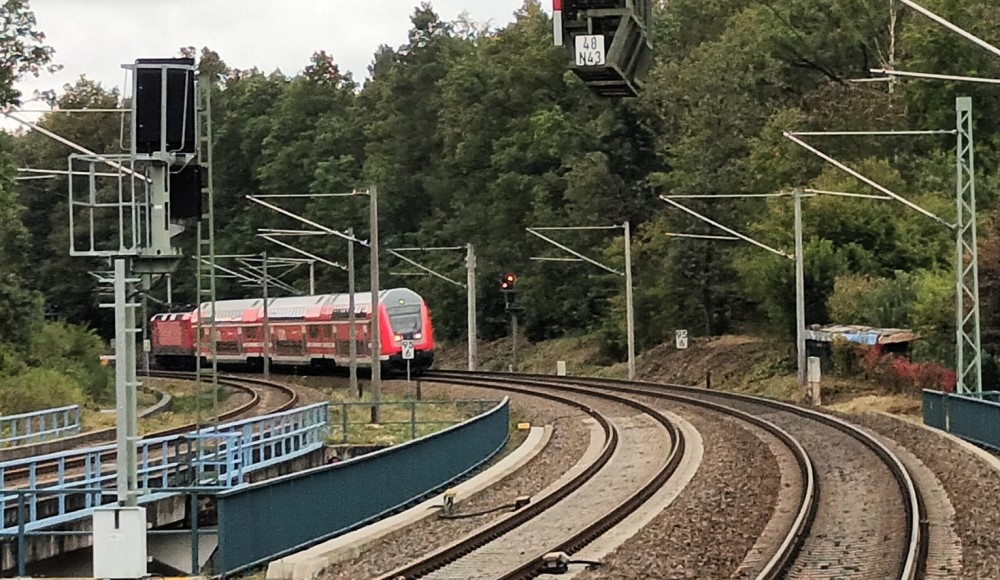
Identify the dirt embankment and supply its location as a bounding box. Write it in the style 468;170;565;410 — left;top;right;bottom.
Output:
437;333;921;415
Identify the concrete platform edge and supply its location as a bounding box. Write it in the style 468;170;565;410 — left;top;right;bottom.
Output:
265;424;553;580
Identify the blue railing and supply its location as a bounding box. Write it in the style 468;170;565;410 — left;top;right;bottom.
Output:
0;398;508;577
214;397;509;575
0;403;329;533
923;389;1000;451
0;405;81;448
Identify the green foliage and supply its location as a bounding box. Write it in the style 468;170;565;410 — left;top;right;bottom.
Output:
5;0;1000;374
827;274;916;328
27;322;111;403
0;368;85;415
908;269;954;365
0;0;58;106
0;343;26;377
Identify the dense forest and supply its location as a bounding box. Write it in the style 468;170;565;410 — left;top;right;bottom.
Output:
2;0;999;385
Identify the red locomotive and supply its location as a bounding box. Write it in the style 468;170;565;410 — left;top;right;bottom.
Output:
150;288;434;373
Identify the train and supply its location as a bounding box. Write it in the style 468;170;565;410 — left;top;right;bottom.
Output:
150;288;435;374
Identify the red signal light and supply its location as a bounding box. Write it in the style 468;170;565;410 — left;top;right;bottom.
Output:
500;273;517;290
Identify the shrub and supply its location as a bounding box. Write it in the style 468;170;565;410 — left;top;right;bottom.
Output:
857;345;955;394
27;322;111;404
0;342;25;377
0;368;86;415
827;274;915;328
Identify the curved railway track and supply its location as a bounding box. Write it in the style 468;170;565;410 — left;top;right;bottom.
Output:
377;375;685;580
396;370;925;580
2;372;298;485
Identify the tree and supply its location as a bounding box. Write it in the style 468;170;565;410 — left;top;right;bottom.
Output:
0;135;44;351
0;0;58;106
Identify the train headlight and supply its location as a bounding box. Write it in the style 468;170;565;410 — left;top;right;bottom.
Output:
414;333;422;340
393;334;402;342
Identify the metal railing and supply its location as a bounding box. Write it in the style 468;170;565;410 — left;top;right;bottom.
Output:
329;399;495;444
0;487;218;578
0;406;81;448
923;389;1000;450
0;397;510;578
0;403;329;533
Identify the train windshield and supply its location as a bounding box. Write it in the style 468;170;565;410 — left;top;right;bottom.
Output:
387;304;422;335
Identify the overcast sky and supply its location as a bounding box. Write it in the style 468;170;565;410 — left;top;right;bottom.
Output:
14;0;530;103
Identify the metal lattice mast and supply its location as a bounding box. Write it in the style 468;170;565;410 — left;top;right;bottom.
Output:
195;74;219;426
955;96;983;394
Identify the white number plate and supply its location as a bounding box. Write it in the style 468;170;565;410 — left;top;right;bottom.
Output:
575;35;606;67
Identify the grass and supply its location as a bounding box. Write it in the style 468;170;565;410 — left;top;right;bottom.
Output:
325;388;500;446
80;378;239;435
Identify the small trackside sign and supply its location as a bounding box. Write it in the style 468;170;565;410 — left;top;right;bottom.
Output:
402;340;415;360
575;35;606;67
675;330;688;350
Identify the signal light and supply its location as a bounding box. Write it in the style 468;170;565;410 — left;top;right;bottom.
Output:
500;273;518;291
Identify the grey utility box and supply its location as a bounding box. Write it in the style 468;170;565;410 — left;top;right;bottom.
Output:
92;506;148;579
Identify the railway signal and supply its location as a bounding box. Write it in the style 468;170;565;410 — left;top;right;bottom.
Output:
553;0;654;97
500;273;517;291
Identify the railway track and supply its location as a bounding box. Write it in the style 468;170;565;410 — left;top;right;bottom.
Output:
377;375;685;580
1;373;298;487
386;371;925;580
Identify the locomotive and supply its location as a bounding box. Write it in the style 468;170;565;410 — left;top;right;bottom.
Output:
150;288;435;373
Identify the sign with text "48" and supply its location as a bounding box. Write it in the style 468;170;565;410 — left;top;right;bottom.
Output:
575;35;606;67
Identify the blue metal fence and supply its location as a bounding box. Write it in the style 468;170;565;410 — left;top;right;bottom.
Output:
923;389;1000;451
0;406;81;448
922;390;947;430
212;397;510;575
0;403;329;533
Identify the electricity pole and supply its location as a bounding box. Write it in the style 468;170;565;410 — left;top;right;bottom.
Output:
794;189;807;388
348;228;358;397
467;243;478;371
369;187;381;423
624;222;636;380
262;250;271;380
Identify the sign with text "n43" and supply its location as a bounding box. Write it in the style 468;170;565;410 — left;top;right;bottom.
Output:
575;35;606;67
402;340;415;360
675;330;688;350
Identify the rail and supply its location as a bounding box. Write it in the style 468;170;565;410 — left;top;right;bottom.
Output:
0;403;328;533
0;406;81;448
427;370;927;580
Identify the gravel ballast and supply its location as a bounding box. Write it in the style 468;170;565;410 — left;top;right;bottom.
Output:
319;381;594;580
573;399;781;579
842;413;1000;578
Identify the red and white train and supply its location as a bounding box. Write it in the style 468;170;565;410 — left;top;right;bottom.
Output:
150;288;435;373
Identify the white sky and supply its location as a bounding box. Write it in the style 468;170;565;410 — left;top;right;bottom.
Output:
13;0;530;103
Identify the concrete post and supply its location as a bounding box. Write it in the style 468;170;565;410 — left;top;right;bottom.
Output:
808;356;822;406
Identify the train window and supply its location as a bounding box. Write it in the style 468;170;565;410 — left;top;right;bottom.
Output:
309;326;320;340
386;304;422;335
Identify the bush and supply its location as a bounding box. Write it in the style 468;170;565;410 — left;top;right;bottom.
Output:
827;273;915;328
0;342;25;377
857;346;956;394
27;322;111;404
0;368;86;415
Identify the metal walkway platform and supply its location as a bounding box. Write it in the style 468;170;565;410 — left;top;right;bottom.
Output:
0;403;329;533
